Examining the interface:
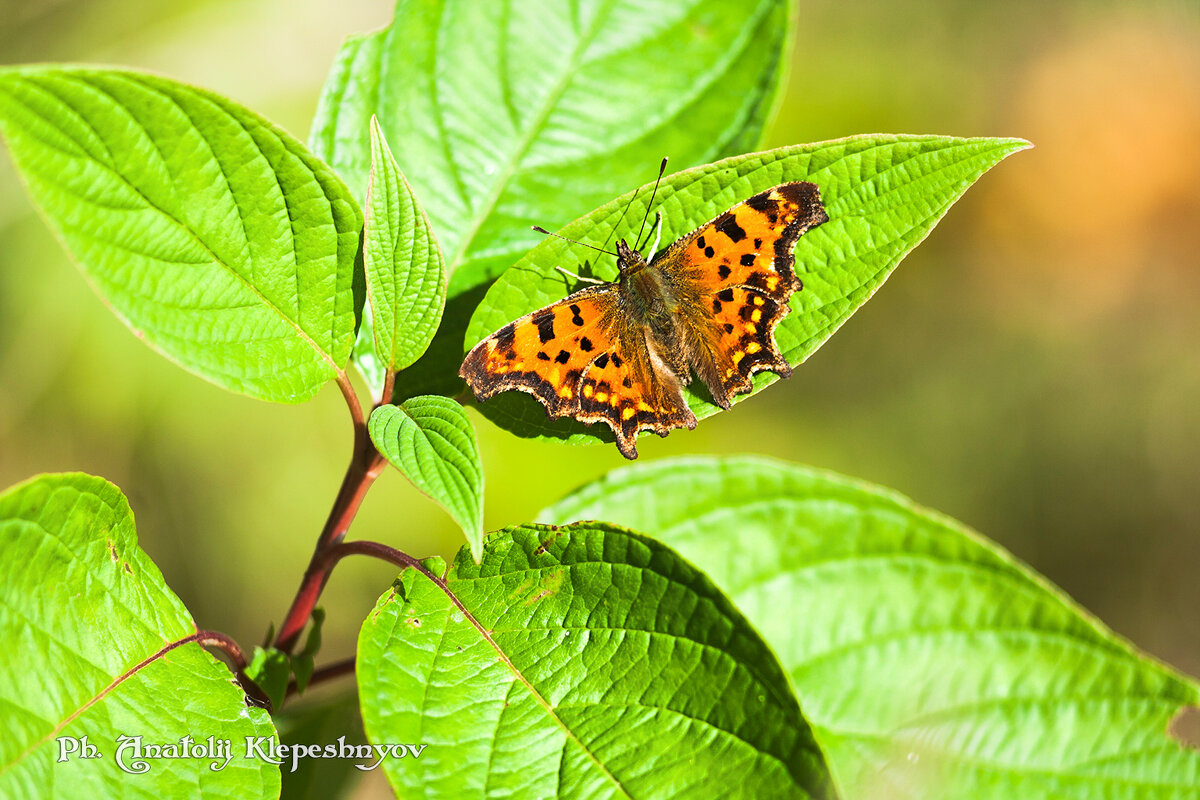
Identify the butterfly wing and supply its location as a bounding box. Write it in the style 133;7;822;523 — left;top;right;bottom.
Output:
459;286;695;459
659;181;828;407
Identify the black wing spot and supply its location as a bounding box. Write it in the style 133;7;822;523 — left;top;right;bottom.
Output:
533;310;555;343
712;299;723;313
697;235;706;248
580;337;594;352
495;323;516;351
610;353;623;368
555;350;570;364
622;377;632;388
724;323;734;333
745;191;774;212
594;353;610;369
704;246;715;258
537;351;551;361
754;238;762;248
718;264;731;279
740;254;756;266
715;214;746;243
505;349;517;361
717;288;735;302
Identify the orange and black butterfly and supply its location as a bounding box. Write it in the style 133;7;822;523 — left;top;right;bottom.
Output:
460;164;828;459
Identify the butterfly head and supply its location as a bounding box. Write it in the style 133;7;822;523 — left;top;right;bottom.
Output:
615;239;648;279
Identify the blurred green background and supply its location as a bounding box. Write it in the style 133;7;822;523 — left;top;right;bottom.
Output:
1;0;1197;726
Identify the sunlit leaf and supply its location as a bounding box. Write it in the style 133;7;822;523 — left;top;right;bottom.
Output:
368;397;483;559
361;117;446;396
357;522;833;799
543;456;1200;799
0;473;279;798
0;66;362;403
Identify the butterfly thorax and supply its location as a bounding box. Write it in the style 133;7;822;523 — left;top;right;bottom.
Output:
615;239;691;376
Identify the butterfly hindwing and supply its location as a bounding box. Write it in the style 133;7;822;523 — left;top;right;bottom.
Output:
574;325;695;459
663;181;828;406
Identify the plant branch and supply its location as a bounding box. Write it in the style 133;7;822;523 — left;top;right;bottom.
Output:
272;372;386;654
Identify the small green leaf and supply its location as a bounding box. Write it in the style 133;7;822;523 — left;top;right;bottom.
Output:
311;0;793;398
368;398;483;560
0;66;363;403
0;473;279;798
363;117;446;392
291;607;326;696
357;522;833;799
469;135;1029;447
245;646;292;711
543;456;1200;800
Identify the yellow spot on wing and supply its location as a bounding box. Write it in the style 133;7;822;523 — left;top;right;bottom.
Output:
732;350;744;364
622;407;635;420
743;323;756;333
752;296;764;306
751;309;762;322
766;276;779;291
746;342;761;354
583;385;594;398
595;391;608;403
559;387;573;399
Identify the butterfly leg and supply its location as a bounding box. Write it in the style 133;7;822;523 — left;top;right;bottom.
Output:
554;265;606;286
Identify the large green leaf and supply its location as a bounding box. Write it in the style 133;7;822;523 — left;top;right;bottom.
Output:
311;0;793;397
360;117;446;397
357;523;832;799
0;473;279;799
543;457;1200;799
368;397;484;559
468;135;1028;447
0;66;362;403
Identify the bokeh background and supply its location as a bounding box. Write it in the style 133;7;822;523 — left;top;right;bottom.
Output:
2;0;1197;764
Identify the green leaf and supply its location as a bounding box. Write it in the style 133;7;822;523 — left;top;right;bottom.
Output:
368;398;484;560
245;647;291;711
468;135;1029;447
291;607;326;696
357;522;833;799
311;0;792;398
0;66;363;403
362;117;446;393
542;456;1200;799
0;473;279;798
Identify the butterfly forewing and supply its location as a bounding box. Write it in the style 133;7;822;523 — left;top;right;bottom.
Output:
459;287;619;417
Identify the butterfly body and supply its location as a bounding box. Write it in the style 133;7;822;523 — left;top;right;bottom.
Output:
461;181;828;459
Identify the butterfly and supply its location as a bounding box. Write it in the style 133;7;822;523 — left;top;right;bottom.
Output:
459;170;828;459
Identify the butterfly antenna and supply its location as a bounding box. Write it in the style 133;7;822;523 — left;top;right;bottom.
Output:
633;157;668;254
531;226;618;258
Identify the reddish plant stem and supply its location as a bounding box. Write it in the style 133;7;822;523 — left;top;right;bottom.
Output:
273;372;385;654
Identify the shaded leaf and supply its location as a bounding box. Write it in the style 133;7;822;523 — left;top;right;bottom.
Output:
469;135;1029;447
543;456;1200;799
357;522;833;799
276;692;368;800
0;66;362;403
368;397;483;559
0;473;279;798
246;647;291;711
